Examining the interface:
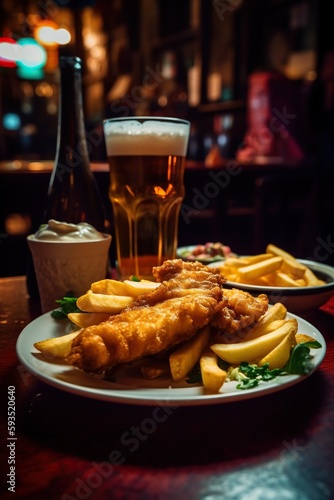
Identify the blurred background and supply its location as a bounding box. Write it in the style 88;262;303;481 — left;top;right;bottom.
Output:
0;0;333;277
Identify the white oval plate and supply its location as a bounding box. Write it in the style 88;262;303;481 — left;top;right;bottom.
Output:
16;310;326;406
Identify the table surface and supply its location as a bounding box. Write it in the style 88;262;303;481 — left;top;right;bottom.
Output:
1;276;334;500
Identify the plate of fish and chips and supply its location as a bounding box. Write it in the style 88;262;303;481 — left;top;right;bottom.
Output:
208;244;334;315
16;258;326;406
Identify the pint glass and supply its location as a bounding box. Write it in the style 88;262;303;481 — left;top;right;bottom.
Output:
103;116;190;279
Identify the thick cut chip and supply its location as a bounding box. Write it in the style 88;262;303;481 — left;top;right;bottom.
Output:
211;319;297;365
76;292;134;313
200;347;227;392
237;256;282;281
280;259;306;279
123;280;160;297
245;302;288;340
169;326;211;382
270;271;303;287
68;312;111;328
304;268;325;286
90;279;129;295
258;331;296;369
266;244;303;264
245;319;286;340
34;331;80;359
242;253;274;264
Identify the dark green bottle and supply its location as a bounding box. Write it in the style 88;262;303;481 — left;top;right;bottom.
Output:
45;56;106;231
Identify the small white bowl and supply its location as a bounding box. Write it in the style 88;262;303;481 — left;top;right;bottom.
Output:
177;244;230;264
208;259;334;315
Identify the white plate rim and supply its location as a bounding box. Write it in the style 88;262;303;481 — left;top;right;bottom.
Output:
16;310;326;406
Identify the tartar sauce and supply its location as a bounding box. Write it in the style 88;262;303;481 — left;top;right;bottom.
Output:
33;219;104;241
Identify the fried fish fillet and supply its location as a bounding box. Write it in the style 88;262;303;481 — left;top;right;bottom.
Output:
210;288;269;338
68;260;223;373
132;258;226;306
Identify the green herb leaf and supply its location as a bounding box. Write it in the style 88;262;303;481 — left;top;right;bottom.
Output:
51;293;80;320
284;343;316;375
237;378;259;390
237;362;285;389
236;362;284;390
50;309;68;320
239;362;284;379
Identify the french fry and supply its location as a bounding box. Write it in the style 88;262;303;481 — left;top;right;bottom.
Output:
237;256;282;281
123;280;160;297
257;330;296;369
249;302;287;329
68;312;111;328
34;331;80;359
200;347;227;392
224;257;252;269
90;279;129;295
270;271;302;287
280;259;306;279
169;326;211;382
245;319;286;340
236;276;271;286
242;253;274;264
304;267;325;286
77;292;134;313
266;244;303;265
211;319;298;365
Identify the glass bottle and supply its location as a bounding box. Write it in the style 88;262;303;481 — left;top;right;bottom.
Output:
27;57;108;299
44;56;106;232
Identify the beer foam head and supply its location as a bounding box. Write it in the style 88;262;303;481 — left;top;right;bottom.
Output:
104;118;190;156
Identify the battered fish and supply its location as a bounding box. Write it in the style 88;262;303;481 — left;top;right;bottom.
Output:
210;288;269;338
68;260;223;373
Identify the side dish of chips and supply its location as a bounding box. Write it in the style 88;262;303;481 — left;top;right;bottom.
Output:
219;244;325;287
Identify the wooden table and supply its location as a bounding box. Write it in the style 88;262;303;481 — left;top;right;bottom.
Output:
1;276;334;500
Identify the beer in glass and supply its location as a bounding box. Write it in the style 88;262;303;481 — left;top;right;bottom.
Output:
103;117;190;279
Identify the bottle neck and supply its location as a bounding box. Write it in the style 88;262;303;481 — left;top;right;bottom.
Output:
55;57;89;168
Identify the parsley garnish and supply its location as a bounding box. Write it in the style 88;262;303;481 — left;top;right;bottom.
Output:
236;362;284;389
51;293;80;320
